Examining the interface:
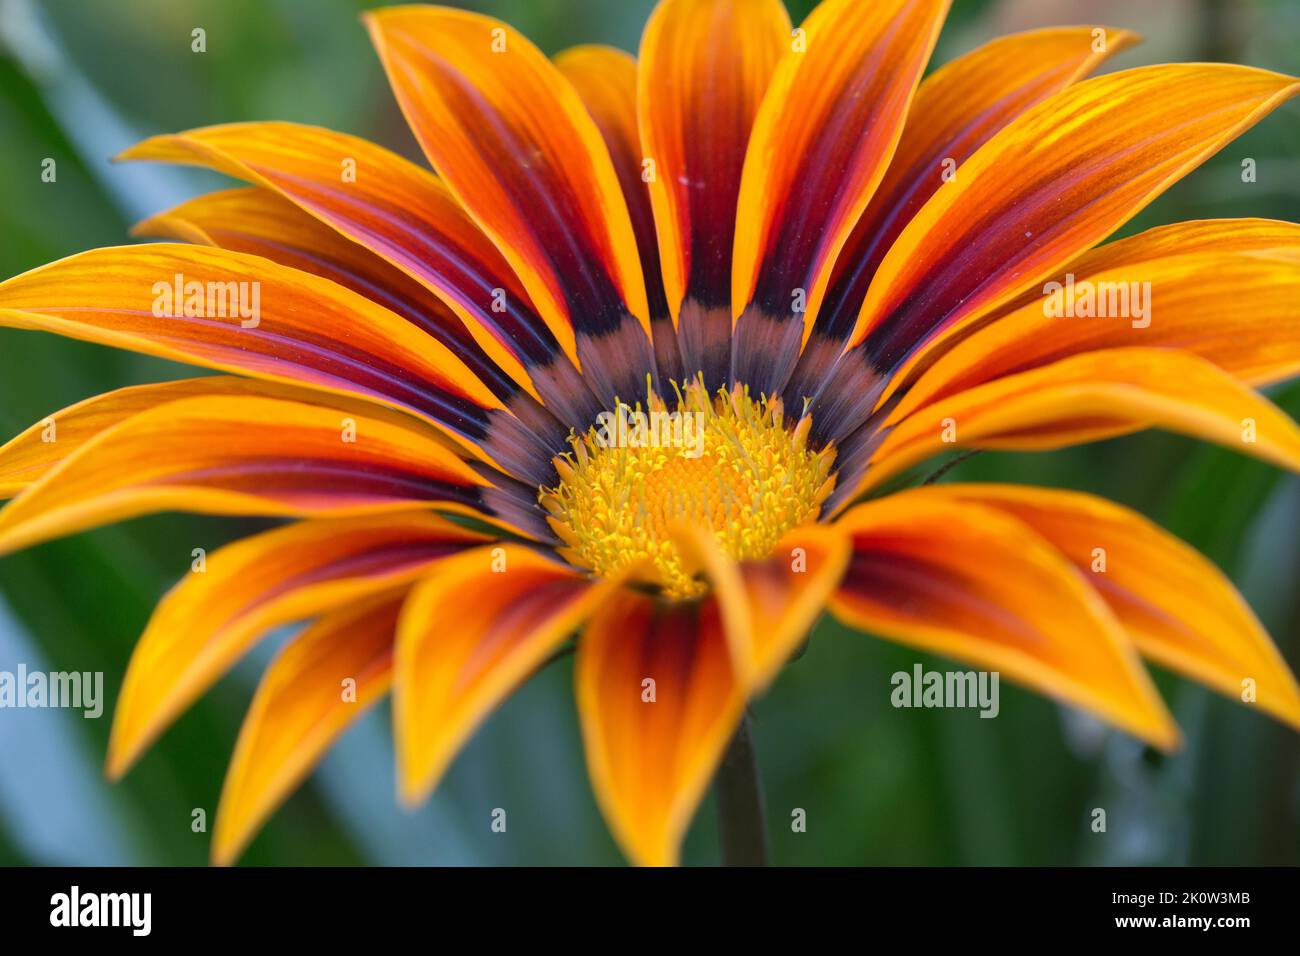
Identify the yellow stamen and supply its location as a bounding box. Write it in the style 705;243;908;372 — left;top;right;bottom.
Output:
542;380;836;599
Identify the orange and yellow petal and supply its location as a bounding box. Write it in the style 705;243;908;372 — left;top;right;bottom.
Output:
0;243;501;429
924;484;1300;730
135;186;538;404
212;593;403;866
638;0;790;385
395;545;614;806
675;521;849;690
0;376;272;498
555;44;683;385
887;219;1300;416
0;394;490;556
574;520;850;868
107;512;489;779
830;489;1179;749
849;64;1300;370
796;25;1138;394
365;6;653;401
731;0;951;394
576;588;746;866
119;123;572;390
849;348;1300;505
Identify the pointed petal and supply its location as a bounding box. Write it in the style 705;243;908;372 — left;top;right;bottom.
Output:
730;0;950;393
638;0;790;385
0;243;501;429
555;44;683;386
365;7;654;402
848;64;1300;370
793;25;1139;395
396;545;612;805
120;124;600;428
136;186;570;468
135;186;535;404
926;484;1300;730
830;489;1179;749
106;512;489;779
851;347;1300;503
0;377;258;498
887;219;1300;416
576;588;745;866
0;394;493;557
0;241;566;481
212;593;401;866
674;521;849;689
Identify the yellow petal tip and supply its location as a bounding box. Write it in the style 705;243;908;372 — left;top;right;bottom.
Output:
396;767;430;811
1146;717;1183;754
209;844;235;868
1105;27;1144;52
103;749;129;783
111;143;144;164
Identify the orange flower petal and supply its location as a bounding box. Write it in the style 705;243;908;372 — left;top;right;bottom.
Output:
730;0;950;394
791;25;1139;396
395;545;612;806
926;484;1300;731
0;242;569;481
886;219;1300;417
847;64;1300;369
849;347;1300;504
135;186;571;467
0;394;493;557
118;123;583;403
0;377;551;532
0;243;499;424
830;489;1179;749
555;44;683;385
0;377;262;498
135;186;538;405
638;0;790;385
674;521;849;690
106;512;489;779
365;6;653;402
576;588;746;866
212;592;402;866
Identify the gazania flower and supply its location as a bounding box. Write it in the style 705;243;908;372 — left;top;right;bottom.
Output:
2;0;1299;868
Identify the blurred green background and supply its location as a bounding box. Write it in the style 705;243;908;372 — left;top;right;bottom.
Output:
1;0;1298;866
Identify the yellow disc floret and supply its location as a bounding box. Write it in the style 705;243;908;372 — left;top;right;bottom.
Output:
541;380;836;599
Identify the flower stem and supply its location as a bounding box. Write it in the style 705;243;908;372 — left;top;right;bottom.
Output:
715;713;769;866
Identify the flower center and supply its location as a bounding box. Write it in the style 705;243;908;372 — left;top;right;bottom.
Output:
541;381;836;599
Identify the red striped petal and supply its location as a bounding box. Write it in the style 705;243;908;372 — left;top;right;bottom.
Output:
674;521;849;689
790;25;1139;398
832;490;1178;749
366;7;654;403
556;44;684;386
119;123;600;428
731;0;951;394
577;588;745;866
213;593;401;865
0;394;495;557
925;484;1300;731
638;0;790;386
848;64;1300;370
0;243;498;431
396;545;612;805
135;186;534;405
107;513;489;779
843;348;1300;509
0;377;256;498
887;220;1300;421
